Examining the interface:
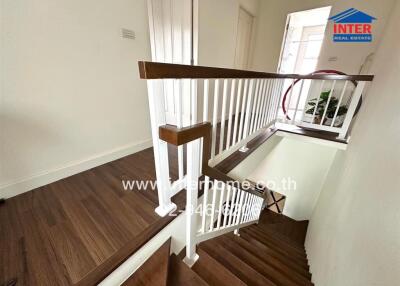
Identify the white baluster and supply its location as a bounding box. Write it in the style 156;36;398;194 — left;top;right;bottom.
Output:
211;80;220;158
203;79;209;122
226;80;237;149
320;80;336;125
227;186;237;226
285;79;296;122
265;79;276;126
201;176;210;233
232;79;243;145
254;79;266;131
234;190;245;235
219;79;229;154
216;183;226;229
331;81;348;127
175;79;184;179
249;79;261;134
240;192;250;223
209;180;218;231
273;79;285;123
222;185;231;228
260;79;272;127
238;79;249;142
312;80;325;123
243;79;255;139
292;79;305;124
257;79;268;129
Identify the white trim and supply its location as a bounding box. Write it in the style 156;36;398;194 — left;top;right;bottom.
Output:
296;121;342;133
275;130;347;150
0;139;153;199
100;206;188;286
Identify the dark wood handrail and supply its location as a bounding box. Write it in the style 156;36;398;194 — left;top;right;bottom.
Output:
159;123;266;198
139;61;374;81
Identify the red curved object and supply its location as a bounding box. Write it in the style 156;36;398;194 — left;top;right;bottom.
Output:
282;70;350;120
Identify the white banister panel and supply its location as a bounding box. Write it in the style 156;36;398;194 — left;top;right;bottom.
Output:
196;179;264;244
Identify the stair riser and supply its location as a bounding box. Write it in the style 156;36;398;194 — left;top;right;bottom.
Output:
240;232;310;272
247;226;307;256
242;228;309;264
224;233;312;280
212;237;313;286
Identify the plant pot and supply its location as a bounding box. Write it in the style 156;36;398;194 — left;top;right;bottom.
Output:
324;115;345;127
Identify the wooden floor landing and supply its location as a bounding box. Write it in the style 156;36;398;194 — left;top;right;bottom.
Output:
0;146;185;286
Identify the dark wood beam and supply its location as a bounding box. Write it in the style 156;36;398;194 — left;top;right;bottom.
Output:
138;61;374;81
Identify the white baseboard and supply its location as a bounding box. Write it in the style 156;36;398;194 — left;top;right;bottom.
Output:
0;139;153;199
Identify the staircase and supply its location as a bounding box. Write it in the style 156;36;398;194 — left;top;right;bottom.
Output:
124;209;313;286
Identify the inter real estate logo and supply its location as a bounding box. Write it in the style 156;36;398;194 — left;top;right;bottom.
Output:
329;8;376;42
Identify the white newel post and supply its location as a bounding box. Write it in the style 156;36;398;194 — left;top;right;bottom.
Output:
147;80;177;217
183;138;201;267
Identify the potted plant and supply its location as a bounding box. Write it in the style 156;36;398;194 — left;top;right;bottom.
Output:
305;90;348;126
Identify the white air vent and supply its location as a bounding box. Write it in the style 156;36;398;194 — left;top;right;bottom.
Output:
122;28;135;40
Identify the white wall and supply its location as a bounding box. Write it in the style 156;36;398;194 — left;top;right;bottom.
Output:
248;137;337;220
198;0;259;68
227;134;338;220
251;0;395;73
305;1;400;284
0;0;152;197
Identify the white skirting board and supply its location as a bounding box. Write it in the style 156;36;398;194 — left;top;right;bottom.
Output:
0;139;153;199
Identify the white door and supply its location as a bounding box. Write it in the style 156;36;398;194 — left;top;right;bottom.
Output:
234;8;254;69
293;25;326;74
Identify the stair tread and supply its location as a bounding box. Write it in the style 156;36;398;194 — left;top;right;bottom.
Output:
193;247;247;286
168;254;208;286
258;210;308;245
242;227;309;263
258;222;308;247
240;231;310;271
222;234;313;283
200;241;277;286
212;235;313;286
122;238;170;286
247;226;305;254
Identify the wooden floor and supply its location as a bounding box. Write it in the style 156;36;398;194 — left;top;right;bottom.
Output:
0;146;185;286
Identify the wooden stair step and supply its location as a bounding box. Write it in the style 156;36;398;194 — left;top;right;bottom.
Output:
240;231;310;271
224;233;312;280
213;235;312;286
200;241;277;286
248;225;306;253
260;221;308;247
167;254;208;286
258;210;308;246
122;238;170;286
192;247;246;286
259;209;299;225
243;227;308;261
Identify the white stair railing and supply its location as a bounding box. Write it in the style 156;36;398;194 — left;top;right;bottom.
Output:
278;75;372;139
140;62;373;218
197;177;264;243
139;62;374;266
